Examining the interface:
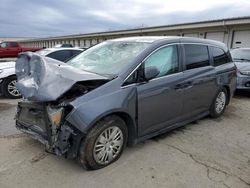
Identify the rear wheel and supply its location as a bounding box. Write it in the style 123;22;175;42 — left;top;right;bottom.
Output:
1;76;21;99
210;87;228;118
78;115;128;170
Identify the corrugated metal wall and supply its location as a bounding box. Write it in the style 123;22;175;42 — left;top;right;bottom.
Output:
19;19;250;49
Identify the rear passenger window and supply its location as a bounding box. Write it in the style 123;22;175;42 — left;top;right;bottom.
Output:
211;47;230;66
184;44;210;70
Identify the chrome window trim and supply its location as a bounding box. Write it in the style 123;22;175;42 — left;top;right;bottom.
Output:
149;71;184;82
121;71;184;89
121;43;179;88
182;42;229;58
181;42;225;49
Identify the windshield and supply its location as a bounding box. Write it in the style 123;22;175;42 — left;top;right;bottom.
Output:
67;41;150;76
231;49;250;62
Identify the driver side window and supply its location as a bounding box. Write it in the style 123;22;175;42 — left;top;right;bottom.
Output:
144;45;179;78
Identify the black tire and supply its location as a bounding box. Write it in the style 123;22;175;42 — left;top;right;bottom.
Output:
1;76;21;99
78;115;128;170
210;87;228;118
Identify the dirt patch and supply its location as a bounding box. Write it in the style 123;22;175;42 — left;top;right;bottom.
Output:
0;102;15;111
0;133;26;139
30;153;48;164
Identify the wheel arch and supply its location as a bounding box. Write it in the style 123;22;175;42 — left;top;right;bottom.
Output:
85;111;137;146
1;74;16;82
111;111;137;145
223;85;231;105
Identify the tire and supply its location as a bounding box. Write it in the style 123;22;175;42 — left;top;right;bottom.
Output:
78;115;128;170
210;87;228;118
1;76;22;99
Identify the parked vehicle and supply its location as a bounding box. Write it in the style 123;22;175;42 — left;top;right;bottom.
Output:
54;44;73;48
230;48;250;90
15;37;236;170
0;41;42;58
0;48;84;98
36;47;83;62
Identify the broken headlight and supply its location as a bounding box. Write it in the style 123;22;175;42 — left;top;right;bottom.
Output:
47;106;64;127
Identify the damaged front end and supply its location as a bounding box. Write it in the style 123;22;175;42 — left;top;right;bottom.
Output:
15;52;109;158
16;101;80;158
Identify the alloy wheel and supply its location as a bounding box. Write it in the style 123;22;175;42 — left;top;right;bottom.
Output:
7;80;21;97
93;126;124;165
215;91;226;114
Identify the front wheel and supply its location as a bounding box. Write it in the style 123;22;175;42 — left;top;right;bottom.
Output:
210;88;228;118
78;115;128;170
1;76;22;99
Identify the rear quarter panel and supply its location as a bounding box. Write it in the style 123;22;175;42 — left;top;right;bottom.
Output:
214;62;237;98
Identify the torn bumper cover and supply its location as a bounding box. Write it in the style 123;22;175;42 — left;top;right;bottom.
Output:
15;52;108;158
15;102;80;158
15;52;107;101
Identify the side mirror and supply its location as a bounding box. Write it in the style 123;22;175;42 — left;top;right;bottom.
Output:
144;66;160;81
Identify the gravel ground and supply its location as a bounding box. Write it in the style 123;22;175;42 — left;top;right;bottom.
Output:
0;92;249;188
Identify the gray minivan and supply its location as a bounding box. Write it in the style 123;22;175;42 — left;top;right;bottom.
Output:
15;37;236;170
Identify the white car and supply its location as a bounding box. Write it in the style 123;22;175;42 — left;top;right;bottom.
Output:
0;61;18;98
0;48;84;98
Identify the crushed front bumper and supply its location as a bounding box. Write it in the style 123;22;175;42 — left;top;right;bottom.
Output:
15;101;83;158
16;121;50;148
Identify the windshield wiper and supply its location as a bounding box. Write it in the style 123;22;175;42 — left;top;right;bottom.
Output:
234;58;250;62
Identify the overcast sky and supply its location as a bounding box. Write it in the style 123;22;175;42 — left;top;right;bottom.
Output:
0;0;250;38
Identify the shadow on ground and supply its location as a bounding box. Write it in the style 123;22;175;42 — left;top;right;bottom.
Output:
234;90;250;98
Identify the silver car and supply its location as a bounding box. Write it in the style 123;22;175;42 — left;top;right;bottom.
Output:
230;48;250;90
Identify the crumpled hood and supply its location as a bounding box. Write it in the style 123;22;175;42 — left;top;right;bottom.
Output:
235;62;250;71
15;52;108;102
0;61;15;69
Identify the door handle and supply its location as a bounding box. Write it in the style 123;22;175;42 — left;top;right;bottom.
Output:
160;87;170;93
174;84;182;90
175;82;192;90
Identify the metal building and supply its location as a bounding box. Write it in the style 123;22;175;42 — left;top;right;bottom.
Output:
0;37;32;43
19;16;250;49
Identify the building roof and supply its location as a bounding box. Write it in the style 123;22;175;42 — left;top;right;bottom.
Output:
20;16;250;42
